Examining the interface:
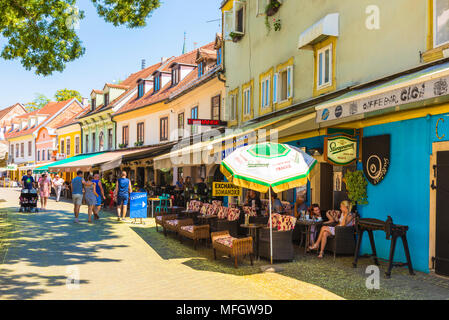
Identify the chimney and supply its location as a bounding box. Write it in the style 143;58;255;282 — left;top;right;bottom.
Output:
141;59;146;70
82;98;89;107
161;57;168;64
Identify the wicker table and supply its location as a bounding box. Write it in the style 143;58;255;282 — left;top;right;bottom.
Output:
240;224;264;259
296;219;323;254
198;214;217;226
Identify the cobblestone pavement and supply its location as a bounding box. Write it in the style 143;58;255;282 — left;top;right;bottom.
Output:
0;188;342;300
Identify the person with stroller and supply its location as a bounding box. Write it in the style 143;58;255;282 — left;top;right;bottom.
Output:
38;173;51;211
21;170;35;190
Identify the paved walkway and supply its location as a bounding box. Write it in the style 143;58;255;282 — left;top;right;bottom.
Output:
0;188;342;300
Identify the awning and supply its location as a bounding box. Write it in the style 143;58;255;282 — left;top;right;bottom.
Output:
34;153;101;174
153;111;316;170
315;61;449;123
298;13;339;49
100;143;175;171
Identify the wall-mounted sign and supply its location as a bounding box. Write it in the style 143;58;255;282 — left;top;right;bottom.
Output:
324;135;357;166
188;119;227;126
6;164;17;171
212;182;242;197
362;135;390;185
317;74;449;123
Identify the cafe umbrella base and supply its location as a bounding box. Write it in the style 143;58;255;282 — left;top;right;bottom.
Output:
221;142;317;264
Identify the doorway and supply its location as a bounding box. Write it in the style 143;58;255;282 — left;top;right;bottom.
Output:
435;151;449;276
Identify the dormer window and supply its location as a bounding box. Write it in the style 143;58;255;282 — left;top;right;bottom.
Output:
198;62;205;78
217;47;222;65
154;74;161;93
172;67;180;86
138;82;145;98
104;93;109;107
91;98;96;111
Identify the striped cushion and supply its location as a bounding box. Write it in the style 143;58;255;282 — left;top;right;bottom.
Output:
200;203;210;215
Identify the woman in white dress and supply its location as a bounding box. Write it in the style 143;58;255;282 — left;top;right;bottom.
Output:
308;200;355;258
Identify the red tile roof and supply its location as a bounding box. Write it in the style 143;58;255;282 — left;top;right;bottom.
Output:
55;106;90;129
114;42;215;116
0;103;26;121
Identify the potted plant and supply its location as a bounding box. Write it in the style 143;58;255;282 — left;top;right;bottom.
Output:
119;143;128;149
266;0;282;17
343;170;368;211
134;141;143;147
229;32;243;43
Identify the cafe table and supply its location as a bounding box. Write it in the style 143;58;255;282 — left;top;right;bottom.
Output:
148;197;160;218
296;219;323;254
240;223;264;260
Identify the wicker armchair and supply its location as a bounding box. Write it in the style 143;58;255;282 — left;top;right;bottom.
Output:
163;217;193;237
210;207;240;237
211;231;253;268
258;228;294;261
325;226;356;260
155;214;178;233
179;223;210;249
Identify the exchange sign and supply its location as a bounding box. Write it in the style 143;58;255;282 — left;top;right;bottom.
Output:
212;182;242;197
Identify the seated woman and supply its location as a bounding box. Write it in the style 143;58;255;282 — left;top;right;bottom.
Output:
244;190;262;216
308;200;354;258
325;208;341;224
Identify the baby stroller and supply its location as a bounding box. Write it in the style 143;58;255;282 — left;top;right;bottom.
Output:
19;188;39;213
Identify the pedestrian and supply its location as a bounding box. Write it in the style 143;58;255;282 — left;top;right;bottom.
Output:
114;171;132;222
83;175;99;223
52;174;65;202
71;170;84;224
92;173;106;220
38;173;51;211
21;169;35;190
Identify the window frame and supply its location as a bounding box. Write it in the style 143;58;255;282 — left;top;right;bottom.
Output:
433;0;449;48
122;126;129;146
85;134;89;153
211;94;221;121
191;106;199;135
104;93;110;107
138;81;145;98
66;137;71;156
28;141;32;157
60;139;65;155
20;142;24;158
75;136;80;155
313;37;337;97
160;117;169;141
316;43;333;90
137;122;145;144
107;128;113;150
91;132;96;153
178;112;185;139
234;1;246;35
229;91;238;123
241;80;254;122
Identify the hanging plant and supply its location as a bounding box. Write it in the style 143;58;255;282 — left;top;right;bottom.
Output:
343;170;368;206
274;19;282;32
265;0;282;34
229;32;243;43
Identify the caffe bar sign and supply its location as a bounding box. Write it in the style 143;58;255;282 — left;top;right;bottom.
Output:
317;74;449;123
324;135;357;166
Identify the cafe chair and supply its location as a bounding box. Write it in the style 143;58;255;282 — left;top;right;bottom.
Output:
211;231;253;268
325;225;356;261
259;214;296;262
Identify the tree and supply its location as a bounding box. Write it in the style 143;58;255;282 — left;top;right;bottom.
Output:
55;89;82;102
24;93;50;112
0;0;161;76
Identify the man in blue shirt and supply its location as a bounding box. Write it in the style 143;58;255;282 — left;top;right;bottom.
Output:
71;170;85;224
21;170;35;189
114;171;132;222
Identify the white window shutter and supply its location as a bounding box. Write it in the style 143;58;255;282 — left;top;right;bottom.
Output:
224;11;233;40
273;73;279;104
287;66;294;99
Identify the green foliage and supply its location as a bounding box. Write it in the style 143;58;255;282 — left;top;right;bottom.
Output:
24;93;50;112
344;170;368;205
264;0;282;34
101;178;115;194
0;0;160;76
54;88;82;102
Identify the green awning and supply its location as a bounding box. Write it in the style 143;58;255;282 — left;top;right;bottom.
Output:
33;153;103;174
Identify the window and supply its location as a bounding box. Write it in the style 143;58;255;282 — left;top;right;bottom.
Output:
198;62;204;78
317;44;332;89
191;106;198;135
211;95;221;120
85;134;89;153
234;1;246;34
60;139;65;154
108;129;113;150
75;136;80;155
10;145;13;158
160;117;168;141
66;138;71;156
99;131;104;151
42;149;45;161
48;149;51;161
228;91;238;122
178;112;184;139
274;65;293;103
138;82;145;98
104;93;109;107
217;48;222;65
91;98;96;111
92;132;96;153
37;150;40;161
434;0;449;47
20;143;24;158
15;144;18;158
243;87;252;116
172;67;180;85
154;74;161;92
261;76;271;109
122;126;129;146
28;141;32;156
137;122;145;143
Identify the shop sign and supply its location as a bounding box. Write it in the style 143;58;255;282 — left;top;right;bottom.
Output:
130;192;147;219
6;164;17;171
324;135;357;166
317;75;449;123
188;119;227;126
212;182;242;197
362;135;390;185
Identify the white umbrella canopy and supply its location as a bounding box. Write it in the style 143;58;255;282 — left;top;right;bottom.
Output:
221;142;317;264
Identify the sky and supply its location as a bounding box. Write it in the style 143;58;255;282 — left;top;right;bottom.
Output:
0;0;222;108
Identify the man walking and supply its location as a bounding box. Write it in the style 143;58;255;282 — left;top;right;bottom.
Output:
114;171;132;222
21;170;35;190
52;174;65;202
71;170;84;224
92;173;105;220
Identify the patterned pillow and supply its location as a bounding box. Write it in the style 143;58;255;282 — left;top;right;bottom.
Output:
242;206;257;217
267;213;281;229
227;208;240;221
200;203;210;215
165;219;180;227
207;205;219;216
212;200;222;207
282;201;293;214
180;225;195;233
277;215;297;231
215;236;235;248
217;206;229;219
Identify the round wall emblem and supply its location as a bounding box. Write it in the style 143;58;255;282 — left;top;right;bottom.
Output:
321;109;330;121
335;105;343;118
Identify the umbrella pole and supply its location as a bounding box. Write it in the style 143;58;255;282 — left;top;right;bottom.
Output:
269;188;273;265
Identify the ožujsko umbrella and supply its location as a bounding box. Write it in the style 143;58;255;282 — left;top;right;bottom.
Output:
221;142;317;264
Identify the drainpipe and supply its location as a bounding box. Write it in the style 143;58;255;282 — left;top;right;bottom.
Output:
111;117;117;150
79;122;83;155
